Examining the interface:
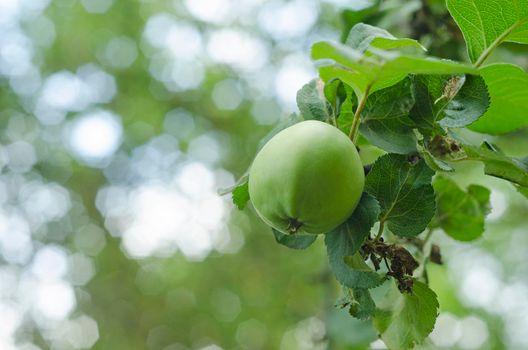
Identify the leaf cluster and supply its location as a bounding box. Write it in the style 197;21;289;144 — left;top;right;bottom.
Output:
226;1;528;349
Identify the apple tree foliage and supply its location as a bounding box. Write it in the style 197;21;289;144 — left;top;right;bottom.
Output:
224;0;528;348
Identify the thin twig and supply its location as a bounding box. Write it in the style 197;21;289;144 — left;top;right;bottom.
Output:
423;261;430;284
422;228;434;246
348;84;372;142
420;228;435;284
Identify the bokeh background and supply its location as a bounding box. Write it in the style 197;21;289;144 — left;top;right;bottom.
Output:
1;0;528;349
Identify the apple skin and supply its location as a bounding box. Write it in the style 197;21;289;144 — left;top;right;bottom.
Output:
248;120;365;235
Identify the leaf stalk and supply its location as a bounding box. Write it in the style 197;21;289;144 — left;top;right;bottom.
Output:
474;19;525;68
375;220;385;240
348;84;372;143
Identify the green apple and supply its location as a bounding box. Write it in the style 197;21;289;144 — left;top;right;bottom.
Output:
249;120;365;235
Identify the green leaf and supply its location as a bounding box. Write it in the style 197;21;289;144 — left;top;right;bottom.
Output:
232;179;250;210
312;41;478;98
379;55;478;78
335;287;376;320
296;79;332;122
365;154;436;237
468;64;528;134
324;193;383;289
358;144;386;166
517;185;528;199
342;253;385;287
312;41;367;74
337;97;354;135
313;44;373;98
359;77;417;154
446;0;528;64
373;280;439;350
433;176;491;241
420;150;454;172
415;132;454;172
463;143;528;187
323;78;345;111
335;84;357;135
336;93;355;135
409;75;447;133
346;23;426;52
218;172;248;196
272;229;317;250
346;192;381;249
349;288;376;320
438;75;490;128
410;74;489;133
218;173;251;210
343;253;375;272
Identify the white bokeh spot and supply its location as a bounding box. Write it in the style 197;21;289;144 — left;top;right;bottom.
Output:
67;109;123;165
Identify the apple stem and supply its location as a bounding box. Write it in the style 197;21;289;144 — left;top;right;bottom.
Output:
287;218;303;234
349;84;372;143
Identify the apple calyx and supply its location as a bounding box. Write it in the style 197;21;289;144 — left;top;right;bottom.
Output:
286;218;303;234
